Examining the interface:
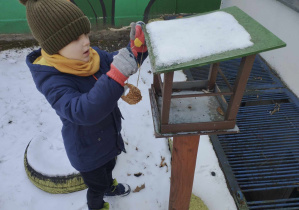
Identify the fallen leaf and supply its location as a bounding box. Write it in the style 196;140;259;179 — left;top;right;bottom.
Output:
160;156;165;166
134;172;143;177
270;103;280;115
216;106;224;116
202;89;210;93
159;156;169;172
133;183;145;193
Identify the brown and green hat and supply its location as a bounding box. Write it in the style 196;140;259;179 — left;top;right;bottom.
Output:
20;0;91;55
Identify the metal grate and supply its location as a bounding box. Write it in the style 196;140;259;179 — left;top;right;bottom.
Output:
185;55;284;90
217;91;299;209
216;99;299;209
187;55;299;209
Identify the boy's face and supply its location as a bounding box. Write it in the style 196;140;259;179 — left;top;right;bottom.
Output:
59;34;90;62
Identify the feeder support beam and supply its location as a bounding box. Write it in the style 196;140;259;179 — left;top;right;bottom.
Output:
208;62;220;90
225;54;256;120
161;72;174;124
169;135;200;210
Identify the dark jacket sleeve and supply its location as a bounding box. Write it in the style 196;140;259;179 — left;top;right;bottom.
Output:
41;74;123;126
99;50;118;74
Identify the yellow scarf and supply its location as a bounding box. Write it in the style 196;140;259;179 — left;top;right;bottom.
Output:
40;48;100;76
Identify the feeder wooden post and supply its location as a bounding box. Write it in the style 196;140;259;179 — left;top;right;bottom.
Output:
208;62;220;90
153;74;161;93
161;72;174;124
169;135;200;210
225;54;256;120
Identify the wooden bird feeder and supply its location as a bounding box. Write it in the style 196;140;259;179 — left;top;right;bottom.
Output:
144;6;286;210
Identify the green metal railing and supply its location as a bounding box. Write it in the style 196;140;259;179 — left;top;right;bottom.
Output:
0;0;221;34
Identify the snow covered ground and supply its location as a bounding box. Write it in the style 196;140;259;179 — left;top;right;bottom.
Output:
0;48;237;210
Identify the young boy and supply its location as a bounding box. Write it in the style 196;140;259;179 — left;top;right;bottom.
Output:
20;0;147;209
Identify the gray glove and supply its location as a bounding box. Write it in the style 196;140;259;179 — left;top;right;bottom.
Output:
130;22;137;41
112;48;138;77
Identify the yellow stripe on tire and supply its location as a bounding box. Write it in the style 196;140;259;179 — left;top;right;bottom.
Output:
24;141;87;194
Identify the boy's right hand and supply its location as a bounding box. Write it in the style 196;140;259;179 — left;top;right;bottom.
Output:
106;48;138;86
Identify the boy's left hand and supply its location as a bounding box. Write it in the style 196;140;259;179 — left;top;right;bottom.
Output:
130;21;148;58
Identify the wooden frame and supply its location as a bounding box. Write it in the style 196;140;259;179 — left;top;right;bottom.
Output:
150;55;256;137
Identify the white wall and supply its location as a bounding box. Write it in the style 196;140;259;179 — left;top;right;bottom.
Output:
221;0;299;97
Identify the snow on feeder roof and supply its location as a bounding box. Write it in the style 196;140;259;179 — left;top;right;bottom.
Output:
144;6;286;74
146;11;253;68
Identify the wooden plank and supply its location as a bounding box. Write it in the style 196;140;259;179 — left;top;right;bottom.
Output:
161;72;174;124
218;67;233;91
215;84;229;111
225;54;256;120
154;126;239;138
172;80;208;90
208;63;219;90
171;91;233;99
149;87;161;134
169;135;200;210
158;74;163;93
161;120;236;133
153;74;161;94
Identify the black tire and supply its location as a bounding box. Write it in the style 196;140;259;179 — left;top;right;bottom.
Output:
24;141;87;194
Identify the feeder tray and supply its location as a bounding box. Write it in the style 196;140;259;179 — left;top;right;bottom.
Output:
121;83;142;105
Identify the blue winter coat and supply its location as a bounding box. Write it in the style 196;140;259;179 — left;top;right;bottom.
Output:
26;47;125;172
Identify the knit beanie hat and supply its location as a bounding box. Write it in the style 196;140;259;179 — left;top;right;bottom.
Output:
20;0;91;55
